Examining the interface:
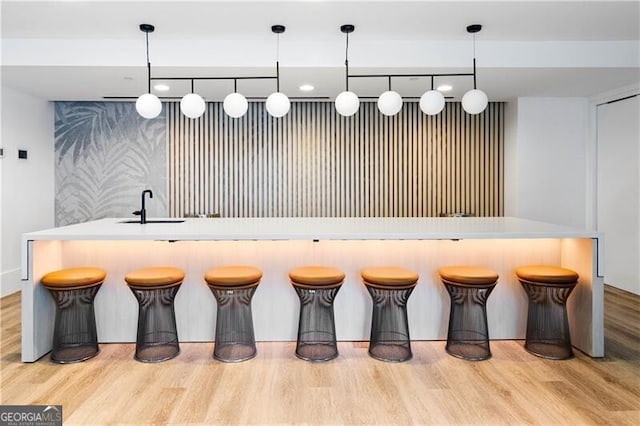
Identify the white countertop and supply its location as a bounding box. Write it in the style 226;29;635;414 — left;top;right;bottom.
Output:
23;217;600;241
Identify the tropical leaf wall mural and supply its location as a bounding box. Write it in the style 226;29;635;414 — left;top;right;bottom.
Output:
54;102;167;226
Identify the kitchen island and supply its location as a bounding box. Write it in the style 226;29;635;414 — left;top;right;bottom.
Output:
21;217;604;362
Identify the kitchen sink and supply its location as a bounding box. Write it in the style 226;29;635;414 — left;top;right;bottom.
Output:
119;219;185;224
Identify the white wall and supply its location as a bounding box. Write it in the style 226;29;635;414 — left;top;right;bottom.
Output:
596;94;640;295
504;97;589;228
0;86;54;296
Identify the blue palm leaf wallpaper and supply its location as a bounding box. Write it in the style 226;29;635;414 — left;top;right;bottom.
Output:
54;102;167;225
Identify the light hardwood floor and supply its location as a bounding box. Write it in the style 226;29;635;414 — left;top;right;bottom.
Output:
1;285;638;425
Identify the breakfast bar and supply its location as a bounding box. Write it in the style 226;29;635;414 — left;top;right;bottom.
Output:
21;217;604;362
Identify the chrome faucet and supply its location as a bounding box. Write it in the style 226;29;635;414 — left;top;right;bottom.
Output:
133;189;153;224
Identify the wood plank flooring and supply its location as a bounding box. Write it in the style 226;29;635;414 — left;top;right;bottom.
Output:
1;285;639;425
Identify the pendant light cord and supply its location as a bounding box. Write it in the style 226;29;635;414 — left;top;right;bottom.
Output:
345;31;350;91
276;32;280;92
472;32;477;89
145;31;151;93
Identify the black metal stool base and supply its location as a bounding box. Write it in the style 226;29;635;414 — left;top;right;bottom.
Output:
369;340;412;363
366;285;415;363
209;285;258;362
520;279;576;360
443;280;496;361
47;284;101;364
296;340;338;362
446;340;491;361
135;332;180;363
51;343;99;364
293;286;340;362
130;285;181;363
525;341;573;360
214;343;257;363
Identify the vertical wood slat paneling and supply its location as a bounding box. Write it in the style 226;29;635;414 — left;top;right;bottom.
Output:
169;102;504;218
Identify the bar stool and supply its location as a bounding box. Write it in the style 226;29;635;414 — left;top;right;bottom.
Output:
125;266;184;362
438;266;499;361
361;267;419;362
289;266;345;362
41;267;106;363
204;265;262;362
516;265;579;359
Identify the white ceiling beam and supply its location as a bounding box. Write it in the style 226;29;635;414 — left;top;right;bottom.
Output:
3;38;638;69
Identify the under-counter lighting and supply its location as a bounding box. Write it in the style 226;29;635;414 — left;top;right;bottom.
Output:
437;84;452;92
154;84;170;92
299;84;315;92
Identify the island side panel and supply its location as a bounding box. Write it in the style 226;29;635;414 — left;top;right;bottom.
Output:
22;240;61;362
561;237;605;357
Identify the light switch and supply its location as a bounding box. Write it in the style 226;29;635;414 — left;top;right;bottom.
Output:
18;149;28;159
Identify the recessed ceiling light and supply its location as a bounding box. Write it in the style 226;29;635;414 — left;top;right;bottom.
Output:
154;83;170;92
437;84;453;92
299;84;314;92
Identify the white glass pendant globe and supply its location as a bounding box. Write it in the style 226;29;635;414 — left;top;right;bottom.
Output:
136;93;162;119
223;93;248;118
180;93;206;119
377;90;403;116
462;89;488;115
419;90;445;115
335;91;360;116
265;92;291;117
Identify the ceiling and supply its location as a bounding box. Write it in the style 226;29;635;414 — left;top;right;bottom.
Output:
2;0;639;103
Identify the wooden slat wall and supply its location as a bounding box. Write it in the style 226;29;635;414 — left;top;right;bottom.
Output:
168;101;504;217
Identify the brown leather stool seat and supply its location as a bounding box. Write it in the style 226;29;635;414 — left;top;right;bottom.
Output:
125;266;185;288
42;267;106;363
42;267;106;290
515;265;578;285
204;265;262;362
204;265;262;288
361;267;419;289
289;265;345;288
516;265;579;360
125;266;185;362
289;266;345;361
438;266;499;286
361;266;419;362
438;266;499;361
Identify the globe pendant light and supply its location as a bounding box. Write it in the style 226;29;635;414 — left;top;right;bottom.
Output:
462;24;488;115
378;90;403;116
335;24;359;117
335;91;360;117
180;80;206;119
136;24;162;119
136;93;162;119
377;76;403;116
266;92;290;117
223;89;248;118
266;25;291;118
462;89;488;115
420;90;445;115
